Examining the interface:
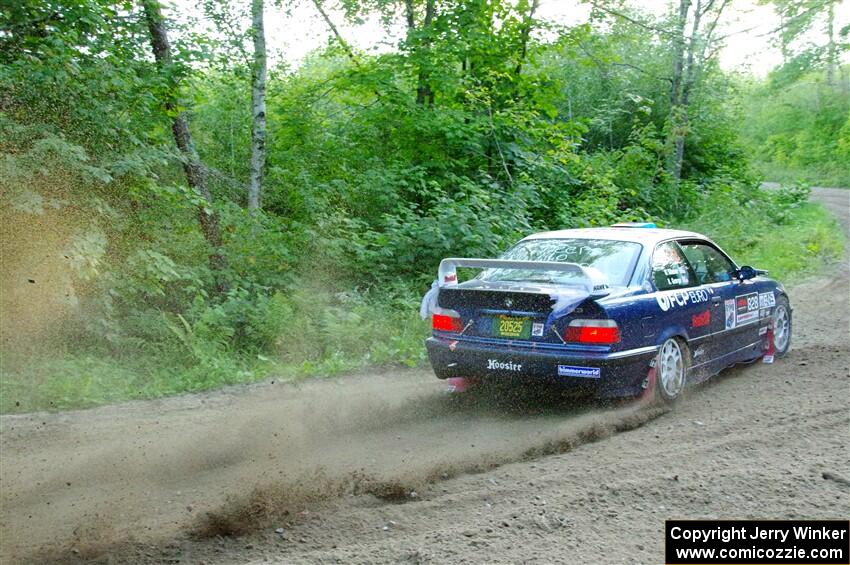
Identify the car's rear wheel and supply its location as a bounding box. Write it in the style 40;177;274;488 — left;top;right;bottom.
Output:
772;296;792;357
655;337;689;403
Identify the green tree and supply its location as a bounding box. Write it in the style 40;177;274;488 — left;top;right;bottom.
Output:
141;0;229;291
249;0;268;211
760;0;845;84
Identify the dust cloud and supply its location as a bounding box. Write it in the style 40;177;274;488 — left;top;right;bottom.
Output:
0;205;83;355
0;370;665;562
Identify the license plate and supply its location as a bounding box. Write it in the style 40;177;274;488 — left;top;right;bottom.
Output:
492;315;531;339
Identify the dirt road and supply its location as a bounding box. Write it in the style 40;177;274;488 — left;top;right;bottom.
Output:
1;189;848;564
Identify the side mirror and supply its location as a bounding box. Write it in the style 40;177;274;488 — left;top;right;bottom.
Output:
735;265;765;281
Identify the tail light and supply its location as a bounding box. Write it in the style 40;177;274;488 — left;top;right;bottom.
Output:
565;319;620;344
432;309;462;332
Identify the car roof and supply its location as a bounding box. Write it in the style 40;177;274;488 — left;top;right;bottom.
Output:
521;227;708;246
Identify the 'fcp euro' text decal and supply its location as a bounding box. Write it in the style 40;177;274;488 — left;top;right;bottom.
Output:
656;288;711;312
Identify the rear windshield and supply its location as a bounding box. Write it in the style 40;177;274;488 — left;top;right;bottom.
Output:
478;238;642;287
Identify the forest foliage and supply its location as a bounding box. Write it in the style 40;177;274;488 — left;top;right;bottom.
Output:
0;0;845;412
742;0;849;185
741;71;850;186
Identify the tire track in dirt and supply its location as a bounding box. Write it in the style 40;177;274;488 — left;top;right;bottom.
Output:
1;188;847;564
0;353;666;562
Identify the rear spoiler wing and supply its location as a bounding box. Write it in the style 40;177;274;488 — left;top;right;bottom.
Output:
437;258;610;298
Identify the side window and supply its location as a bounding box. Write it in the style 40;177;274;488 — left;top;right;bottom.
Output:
680;242;736;285
651;242;694;290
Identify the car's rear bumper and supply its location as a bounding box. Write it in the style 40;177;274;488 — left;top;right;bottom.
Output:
425;336;658;398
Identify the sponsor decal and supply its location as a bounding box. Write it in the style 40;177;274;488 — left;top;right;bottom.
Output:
724;299;736;329
656;288;711;312
760;307;772;319
759;326;768;336
558;365;601;378
691;310;711;328
662;267;685;287
443;273;457;283
531;322;544;337
758;291;776;309
693;346;706;359
736;292;760;325
737;311;758;324
487;359;522;372
763;325;776;364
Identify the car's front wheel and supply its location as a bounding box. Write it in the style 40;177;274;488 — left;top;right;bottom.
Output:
772;296;792;357
655;337;689;403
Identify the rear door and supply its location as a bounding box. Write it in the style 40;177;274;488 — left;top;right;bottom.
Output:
649;241;715;370
677;240;740;370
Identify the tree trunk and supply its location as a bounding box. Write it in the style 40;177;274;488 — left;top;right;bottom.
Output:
826;0;836;86
141;0;228;290
665;0;691;182
310;0;360;67
249;0;267;212
408;0;435;105
669;0;691;109
514;0;540;78
669;0;705;183
416;70;434;105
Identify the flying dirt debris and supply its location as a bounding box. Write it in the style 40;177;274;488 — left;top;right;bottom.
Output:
0;367;667;561
1;190;847;563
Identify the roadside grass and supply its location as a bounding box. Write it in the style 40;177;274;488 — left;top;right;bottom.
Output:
682;196;845;284
1;191;844;414
0;352;271;413
0;304;429;414
719;204;845;282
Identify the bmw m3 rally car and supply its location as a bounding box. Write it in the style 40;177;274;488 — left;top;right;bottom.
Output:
424;224;792;402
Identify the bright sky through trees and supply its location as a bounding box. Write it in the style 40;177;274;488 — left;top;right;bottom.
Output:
175;0;849;76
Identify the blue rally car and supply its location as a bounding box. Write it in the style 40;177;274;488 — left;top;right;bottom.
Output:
424;224;792;403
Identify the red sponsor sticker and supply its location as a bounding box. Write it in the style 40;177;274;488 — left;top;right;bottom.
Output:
691;310;711;328
444;273;457;283
737;297;747;308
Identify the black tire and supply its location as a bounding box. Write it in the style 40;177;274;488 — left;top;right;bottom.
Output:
654;337;690;404
772;296;792;358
